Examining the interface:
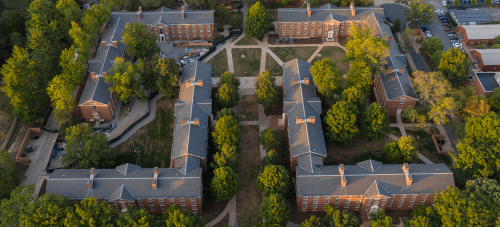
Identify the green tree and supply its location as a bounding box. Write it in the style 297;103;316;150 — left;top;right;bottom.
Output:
0;185;36;227
1;11;26;38
488;87;500;113
278;0;289;5
55;0;81;40
219;71;240;88
161;206;205;227
256;71;279;111
413;71;451;106
454;112;500;178
140;0;161;8
211;144;239;170
212;115;241;150
392;18;401;33
471;0;477;4
0;151;18;200
245;2;270;38
155;57;180;97
215;4;230;21
438;48;470;87
484;0;492;3
405;0;435;26
117;205;155;227
382;136;417;163
401;28;418;50
307;0;322;7
369;209;394;227
323;205;360;227
361;103;391;141
421;37;444;57
257;165;289;197
454;0;460;5
216;108;236;119
476;44;487;49
259;194;291;225
261;150;280;169
431;50;443;68
210;166;239;201
460;95;490;120
122;22;159;59
494;36;500;45
325;101;359;147
302;215;323;227
310;59;343;97
408;205;442;227
491;44;500;49
64;198;117;227
340;86;365;114
346;60;373;94
63;123;116;169
107;57;146;104
20;194;74;227
215;84;239;109
259;127;283;151
230;14;243;28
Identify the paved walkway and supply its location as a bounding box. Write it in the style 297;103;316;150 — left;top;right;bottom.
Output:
107;98;149;140
205;195;237;227
23;132;58;188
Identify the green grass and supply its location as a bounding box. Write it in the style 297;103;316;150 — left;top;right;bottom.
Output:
114;99;175;168
270;11;279;22
269;47;318;63
3;0;31;8
265;53;282;76
405;127;452;166
235;36;258;46
349;150;392;165
311;46;350;74
207;49;229;77
231;48;261;77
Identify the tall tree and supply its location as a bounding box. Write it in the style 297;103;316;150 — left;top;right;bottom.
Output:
122;22;159;59
346;60;373;94
259;127;283;151
489;87;500;113
361;103;391;141
340;86;365;114
261;150;280;169
161;206;205;227
413;71;451;106
259;194;291;225
63;123;116;169
219;71;240;88
438;48;470;87
210;166;239;201
454;112;500;178
20;194;74;227
369;209;394;227
256;71;279;111
401;28;418;50
244;2;270;38
117;205;155;227
409;205;442;227
55;0;81;41
140;0;161;8
216;108;236;120
106;57;146;104
64;198;117;227
302;215;323;227
215;4;230;21
325;101;359;147
1;11;26;38
421;37;444;57
257;165;289;197
431;50;443;68
460;95;490;120
391;18;401;33
230;14;243;28
212;115;241;151
310;59;343;98
155;57;180;97
323;205;360;227
0;185;36;227
0;151;18;200
405;0;435;26
211;144;239;171
382;136;417;164
215;84;239;109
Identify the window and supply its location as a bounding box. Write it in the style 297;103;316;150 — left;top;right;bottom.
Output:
305;22;308;26
170;203;175;206
185;25;188;28
113;202;117;205
382;198;386;201
389;199;393;203
409;204;413;207
365;207;369;211
367;199;372;202
311;31;314;35
412;194;417;198
346;200;350;204
344;205;349;208
336;23;338;27
398;204;403;207
297;22;301;26
318;31;321;34
335;205;339;208
340;27;344;30
296;32;300;35
289;32;292;35
281;23;285;26
177;25;181;28
282;32;285;35
303;201;308;204
201;34;204;37
304;27;307;30
192;29;196;33
311;27;314;30
399;199;404;203
193;34;196;37
192;24;196;28
207;29;211;32
431;199;435;202
178;29;181;33
191;198;196;201
182;207;186;211
149;203;153;206
172;34;175;37
159;198;163;202
410;199;415;203
179;34;182;37
423;194;428;198
366;203;370;207
181;203;185;206
314;201;318;204
297;27;300;31
304;32;307;35
193;207;197;210
313;205;317;209
161;207;165;211
160;203;164;206
387;204;392;207
200;29;203;32
289;23;293;26
192;203;196;206
401;195;406;198
185;30;188;33
151;208;155;211
335;200;340;204
171;30;174;33
302;206;307;209
325;196;330;200
355;205;360;208
289;27;293;31
186;34;189;37
356;21;359;25
381;203;385;206
282;27;285;31
347;196;351;199
420;199;425;202
357;200;361;203
314;196;319;200
324;201;329;204
115;207;119;210
139;203;143;206
319;22;322;26
340;31;343;34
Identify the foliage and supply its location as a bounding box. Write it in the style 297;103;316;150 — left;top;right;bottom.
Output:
215;84;239;109
55;0;81;41
1;11;26;38
107;57;146;104
161;206;205;227
421;37;444;57
344;25;390;76
256;71;279;110
401;106;428;128
210;166;239;201
0;185;36;227
257;165;289;197
301;215;323;227
64;197;117;227
155;57;180;97
117;205;155;227
261;150;280;169
325;101;359;147
259;194;291;225
454;112;500;178
310;59;343;97
216;4;230;21
454;0;460;5
259;127;283;151
401;28;418;50
382;136;417;163
307;0;322;7
20;194;74;227
369;209;394;227
0;151;18;200
63;123;116;168
491;44;500;49
211;144;239;171
431;50;443;68
408;205;442;227
212;115;241;151
361;103;391;141
413;71;451;106
476;44;487;49
346;60;372;94
460;95;490;120
484;0;492;3
438;48;470;87
122;22;160;59
244;2;271;38
392;18;401;33
340;86;365;114
471;0;477;4
216;108;237;119
488;87;500;113
230;14;243;28
323;205;360;227
405;0;435;26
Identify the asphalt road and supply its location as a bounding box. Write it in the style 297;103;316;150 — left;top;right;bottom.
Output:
379;4;408;32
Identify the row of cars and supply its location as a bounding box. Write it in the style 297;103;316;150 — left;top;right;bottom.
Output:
435;10;452;26
443;0;499;5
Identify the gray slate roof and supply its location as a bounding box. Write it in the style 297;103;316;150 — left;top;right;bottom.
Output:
461;25;500;40
278;5;384;23
296;160;455;196
475;49;500;66
452;10;491;23
108;9;214;26
46;164;203;200
283;59;327;173
475;72;500;92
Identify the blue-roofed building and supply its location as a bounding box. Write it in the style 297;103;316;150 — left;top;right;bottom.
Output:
470;71;500;97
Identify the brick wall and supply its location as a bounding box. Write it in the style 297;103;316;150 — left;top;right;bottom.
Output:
149;24;214;41
374;75;417;116
472;50;500;71
278;20;362;41
80;105;114;122
470;74;489;97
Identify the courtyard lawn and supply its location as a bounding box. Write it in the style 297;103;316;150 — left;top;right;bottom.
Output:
235;36;258;46
310;46;350;74
391;127;402;138
207;49;229;77
324;136;394;166
269;47;318;63
114;98;175;168
231;48;261;77
405;127;452;166
265;53;283;76
237;95;259;121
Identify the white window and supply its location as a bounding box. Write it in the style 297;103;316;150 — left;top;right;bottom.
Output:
381;203;385;206
423;194;428;198
151;208;155;211
398;204;403;207
282;27;285;31
200;29;204;33
178;30;181;33
401;195;406;198
289;32;292;35
192;24;196;28
399;199;404;203
282;32;285;35
312;27;315;30
409;204;413;207
412;194;417;198
297;22;301;26
312;22;315;26
335;205;339;208
177;25;181;28
148;198;153;202
185;25;188;28
389;199;393;203
355;205;360;208
201;34;204;37
410;199;415;202
192;29;196;33
340;31;343;34
193;33;196;37
341;22;344;25
336;23;338;27
191;198;196;201
431;199;435;202
325;196;330;200
159;198;163;202
367;199;372;202
149;203;153;206
314;201;318;204
207;29;211;32
314;196;319;200
182;207;186;211
192;203;196;206
193;207;197;210
181;203;185;206
319;22;322;26
356;21;359;25
115;207;119;210
170;203;174;206
185;30;188;33
324;201;329;204
161;207;165;211
281;23;285;26
304;32;307;35
179;34;182;37
318;31;321;34
113;202;117;205
289;23;293;26
296;32;300;35
297;27;300;31
302;206;307;209
159;203;165;207
347;196;351;199
303;201;308;204
420;199;426;202
313;205;317;209
382;198;386;201
171;30;174;33
340;27;344;30
346;200;350;204
304;22;308;26
344;205;349;208
366;203;370;207
304;27;307;30
335;200;340;204
311;31;314;35
139;203;143;206
186;34;189;37
289;27;293;31
387;204;392;207
357;200;361;203
365;207;369;211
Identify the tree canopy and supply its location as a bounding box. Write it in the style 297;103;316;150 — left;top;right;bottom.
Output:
256;71;279;110
405;0;435;26
259;127;283;151
162;206;205;227
310;59;343;97
0;151;18;200
340;86;365;114
244;2;271;38
361;102;391;141
155;57;180;97
369;209;394;227
107;57;146;104
438;48;470;87
261;150;280;169
325;101;359;147
382;136;417;164
211;144;239;171
460;95;490;120
0;185;36;227
346;60;373;94
20;194;74;227
401;28;418;50
323;205;360;227
63;123;116;169
64;198;117;227
215;84;239;109
302;215;323;227
216;108;237;120
210;166;239;201
218;71;240;89
257;165;289;197
259;194;291;225
212;115;241;151
122;22;159;59
117;205;155;227
215;4;230;21
489;87;500;113
421;37;444;57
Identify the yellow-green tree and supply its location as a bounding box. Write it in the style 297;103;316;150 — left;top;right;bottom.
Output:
256;71;279;111
162;206;205;227
346;60;372;94
0;185;36;227
259;194;291;225
121;22;159;59
215;83;239;109
340;86;365;114
257;165;289;197
211;144;239;171
369;209;394;227
155;57;180;97
489;87;500;113
210;166;239;201
382;136;417;164
212;115;241;151
361;102;391;141
20;194;74;227
219;71;240;88
460;95;490;120
325;101;359;147
302;215;323;227
106;57;146;104
310;59;343;97
438;48;470;87
323;205;359;227
405;0;435;26
117;205;155;227
244;2;270;38
0;151;18;200
64;198;117;227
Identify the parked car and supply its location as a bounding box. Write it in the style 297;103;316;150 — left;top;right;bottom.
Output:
420;26;428;31
442;0;447;5
453;43;463;48
386;17;394;23
424;31;431;34
444;27;452;31
435;9;443;13
442;22;450;26
424;34;433;38
448;33;457;37
450;38;459;42
179;60;186;64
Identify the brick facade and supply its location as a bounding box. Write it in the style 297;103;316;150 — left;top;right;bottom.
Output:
458;26;497;46
472;50;500;72
470;73;490;97
149;23;213;41
373;74;417;116
278;20;362;41
79;92;117;122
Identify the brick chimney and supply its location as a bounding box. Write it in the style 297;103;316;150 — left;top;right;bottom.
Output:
296;118;303;124
402;163;413;186
291;79;298;85
91;72;98;79
152;167;158;189
137;11;141;20
193;118;200;126
308;116;315;124
386;68;393;74
102;72;107;77
307;3;311;17
181;120;187;125
303;77;310;85
399;67;405;73
350;2;356;16
101;41;107;48
112;41;118;48
87;168;96;190
185;80;191;87
138;6;142;11
181;6;185;20
196;79;203;87
386;36;393;43
339;164;347;187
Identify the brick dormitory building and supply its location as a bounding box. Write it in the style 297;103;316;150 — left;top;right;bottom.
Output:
46;61;213;214
76;6;214;123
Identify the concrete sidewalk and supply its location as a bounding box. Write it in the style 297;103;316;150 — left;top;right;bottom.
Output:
23;132;58;187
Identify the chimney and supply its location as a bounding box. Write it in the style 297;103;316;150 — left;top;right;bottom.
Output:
399;67;405;73
386;36;393;43
402;163;409;171
152;167;158;189
303;77;310;85
350;2;356;16
193;118;200;126
196;79;203;87
296;118;303;124
138;6;142;11
402;163;413;186
137;11;141;20
101;41;107;48
185;80;191;87
181;120;187;125
112;41;118;48
308;116;315;124
181;6;185;20
307;3;311;17
386;68;393;74
86;179;93;190
339;164;347;187
91;72;97;79
87;168;96;190
102;72;107;77
291;79;298;85
406;173;413;186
